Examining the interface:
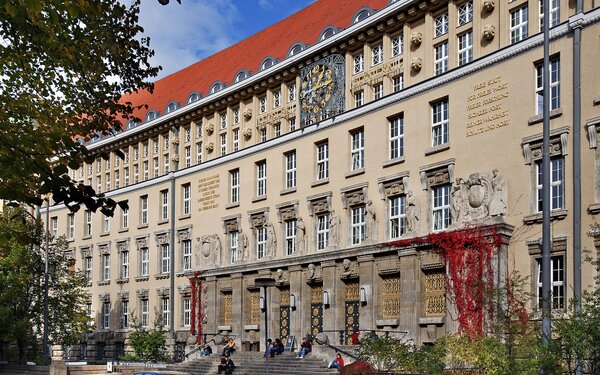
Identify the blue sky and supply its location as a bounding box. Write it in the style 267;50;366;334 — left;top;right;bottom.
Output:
138;0;316;80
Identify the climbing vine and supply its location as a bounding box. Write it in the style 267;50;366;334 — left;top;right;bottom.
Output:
189;271;205;344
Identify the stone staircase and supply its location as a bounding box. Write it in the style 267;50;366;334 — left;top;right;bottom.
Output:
171;351;340;375
0;365;50;375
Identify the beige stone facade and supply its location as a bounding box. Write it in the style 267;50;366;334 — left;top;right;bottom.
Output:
44;0;600;360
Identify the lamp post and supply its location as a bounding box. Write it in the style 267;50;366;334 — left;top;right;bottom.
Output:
255;277;276;375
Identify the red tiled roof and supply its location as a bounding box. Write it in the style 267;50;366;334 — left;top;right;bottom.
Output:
122;0;388;122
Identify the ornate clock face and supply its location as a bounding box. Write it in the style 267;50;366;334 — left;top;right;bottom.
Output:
300;64;334;114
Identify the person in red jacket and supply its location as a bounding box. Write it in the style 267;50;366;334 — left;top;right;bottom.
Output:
328;352;345;370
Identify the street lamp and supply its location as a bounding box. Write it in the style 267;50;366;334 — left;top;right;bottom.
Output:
254;277;276;375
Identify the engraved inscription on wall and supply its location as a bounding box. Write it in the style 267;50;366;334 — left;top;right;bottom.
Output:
466;76;510;137
198;174;220;211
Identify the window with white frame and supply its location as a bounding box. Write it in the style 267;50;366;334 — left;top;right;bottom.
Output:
285;151;297;189
256;226;267;259
182;183;191;215
85;210;92;236
230;169;240;204
432;99;449;147
289;117;297;132
434;42;449;75
51;217;58;239
220;112;227;130
114;170;120;189
256;161;267;197
232;129;240;152
458;1;473;26
121;206;129;229
103;214;110;233
354;53;364;74
389;115;404;160
143;161;149;180
153;139;159;154
160;243;169;273
511;6;528;44
140;299;149;327
68;214;75;240
183;298;191;327
161;297;170;327
260;128;267;142
140;247;149;277
458;31;473;66
184;146;191;168
196;123;203;138
105;172;111;191
120;250;129;279
288;83;296;102
102;253;110;281
535;57;560;115
259;96;267;114
96;176;102;194
316;142;329;180
184;127;191;143
229;231;239;263
140;195;148;225
535;157;564;212
163;153;170;174
351;129;365;171
84;255;92;284
182;239;192;271
196;142;203;164
274;90;281;108
316;214;330;250
120;300;129;329
133;164;139;183
161;190;169;220
391;34;404;57
153;158;158;178
389;195;407;239
351;206;366;245
274;123;281;137
432;184;451;231
393;75;403;92
372;44;383;66
233;108;240;124
354;90;364;107
143;142;149;157
102;301;110;329
96;158;102;173
133;146;139;161
434;12;449;37
536;256;565;310
163;135;170;151
539;0;559;30
373;83;383;100
285;219;297;255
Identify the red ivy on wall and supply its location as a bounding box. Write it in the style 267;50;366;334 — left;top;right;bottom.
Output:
189;271;205;344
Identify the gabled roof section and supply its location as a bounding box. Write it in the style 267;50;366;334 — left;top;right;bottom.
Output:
121;0;388;123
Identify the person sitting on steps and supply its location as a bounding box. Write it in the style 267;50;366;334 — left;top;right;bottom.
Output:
296;338;312;358
200;343;212;357
328;352;345;371
221;337;236;357
263;338;275;358
274;338;284;355
218;355;235;374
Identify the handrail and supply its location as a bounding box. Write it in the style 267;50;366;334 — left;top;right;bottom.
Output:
185;333;238;358
314;337;360;361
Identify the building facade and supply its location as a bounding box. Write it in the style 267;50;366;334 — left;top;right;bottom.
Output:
44;0;600;360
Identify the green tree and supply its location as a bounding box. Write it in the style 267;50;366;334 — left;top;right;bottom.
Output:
0;0;159;215
125;313;168;363
0;207;91;363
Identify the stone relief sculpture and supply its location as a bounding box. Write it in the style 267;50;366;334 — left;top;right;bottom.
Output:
406;191;420;235
366;200;377;241
265;221;276;257
295;217;306;253
489;169;507;217
329;210;341;247
276;268;287;284
451;178;467;224
451;169;508;227
239;230;249;261
197;234;221;267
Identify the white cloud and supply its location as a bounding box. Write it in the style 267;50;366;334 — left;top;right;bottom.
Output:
138;0;240;79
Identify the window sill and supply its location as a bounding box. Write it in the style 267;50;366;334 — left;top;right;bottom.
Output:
424;143;450;156
116;278;129;284
67;238;74;243
311;178;329;187
244;324;259;331
418;316;445;325
594;96;600;106
178;214;191;221
345;168;365;179
137;224;148;230
100;232;110;237
118;228;129;233
523;209;568;225
252;195;267;203
135;276;149;282
280;187;296;196
82;235;92;240
376;319;399;327
383;157;405;168
528;108;563;125
176;271;191;277
218;325;232;332
226;202;240;209
154;273;170;280
157;219;169;225
588;203;600;215
97;280;110;286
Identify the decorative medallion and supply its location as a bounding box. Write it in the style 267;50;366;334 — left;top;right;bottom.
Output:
299;54;345;126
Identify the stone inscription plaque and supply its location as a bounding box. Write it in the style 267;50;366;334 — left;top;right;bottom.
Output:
198;174;220;211
465;76;510;137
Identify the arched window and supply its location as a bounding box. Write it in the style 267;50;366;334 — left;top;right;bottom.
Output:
353;8;373;24
287;42;306;57
260;57;277;71
209;81;225;94
145;110;159;122
319;26;339;41
234;70;250;83
164;101;179;114
126;119;140;130
186;92;202;104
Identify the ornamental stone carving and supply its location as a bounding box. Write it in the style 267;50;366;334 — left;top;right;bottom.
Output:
206;123;215;134
243;108;253;120
117;241;129;253
366;200;377;241
482;25;496;40
136;237;148;250
482;0;495;12
243;128;252;139
275;268;288;285
406;191;420;235
329;210;341;248
196;234;221;268
239;230;249;261
265;221;277;258
305;263;322;282
205;142;214;152
340;258;358;280
410;57;422;72
295;217;306;253
451;169;508;227
410;32;422;47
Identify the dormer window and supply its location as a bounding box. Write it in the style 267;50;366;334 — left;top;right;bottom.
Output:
319;26;338;41
186;92;201;104
287;42;306;57
164;101;179;114
353;8;372;23
126;119;140;130
210;81;225;94
146;110;159;122
260;57;277;71
234;70;250;83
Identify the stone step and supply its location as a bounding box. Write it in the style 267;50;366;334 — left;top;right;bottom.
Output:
0;365;50;375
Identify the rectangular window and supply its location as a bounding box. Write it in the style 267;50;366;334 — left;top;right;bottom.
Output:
182;184;191;215
124;167;130;186
391;34;403;56
163;153;170;174
141;299;149;327
184;146;191;168
432;184;451;231
161;190;169;220
196;143;203;164
432;100;449;147
434;42;449;75
539;0;560;30
256;161;267;197
354;53;364;74
389;115;404;160
120;250;129;279
153;138;159;154
536;256;565;310
273;90;281;108
230;169;240;204
536;157;564;212
163;135;170;151
393;75;403;92
84;256;92;284
373;83;383;100
184;127;191;143
103;215;110;233
389;195;406;239
259;96;267;114
121;206;129;229
96;176;102;194
220;112;227;129
289;117;296;131
354;91;364;107
233;108;240;124
161;243;170;273
351;129;365;171
285;151;297;189
96;158;102;173
105;172;111;191
458;1;473;25
153;158;159;177
288;83;296;102
85;210;92;236
143;142;149;157
182;239;192;271
274;123;281;137
511;6;529;43
121;300;129;329
458;31;473;66
256;226;267;259
133;146;139;161
102;301;110;330
285;220;297;255
196;123;203;138
317;214;330;250
435;13;449;36
372;44;383;66
183;298;191;327
68;214;75;240
260;128;267;142
102;253;110;281
143;160;149;180
232;129;240;152
161;298;170;327
115;170;120;189
133;164;139;183
141;247;149;277
535;57;560;114
229;231;239;263
316;142;329;180
51;217;58;239
140;195;148;225
220;133;227;156
351;206;365;245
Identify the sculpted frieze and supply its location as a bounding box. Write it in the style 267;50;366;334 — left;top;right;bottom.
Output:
451;169;507;227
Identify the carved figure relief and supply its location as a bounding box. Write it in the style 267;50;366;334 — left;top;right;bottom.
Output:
295;217;306;253
410;57;422;72
489;169;507;217
482;24;496;40
329;210;341;248
406;191;420;235
306;263;322;282
276;268;287;285
410;32;423;47
340;258;358;279
366;200;377;241
451;169;508;226
239;230;249;261
265;221;276;258
196;234;221;268
451;178;467;224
